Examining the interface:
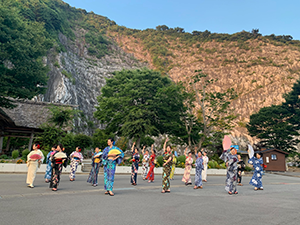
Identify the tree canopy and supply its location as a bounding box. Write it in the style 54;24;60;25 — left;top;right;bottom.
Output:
0;1;52;108
94;68;186;147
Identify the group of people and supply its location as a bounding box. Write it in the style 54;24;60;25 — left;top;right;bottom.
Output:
220;147;264;195
26;138;264;196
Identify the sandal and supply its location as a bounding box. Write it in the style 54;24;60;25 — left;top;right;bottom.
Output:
234;191;238;194
199;186;203;189
105;191;109;195
228;191;232;195
254;187;258;191
108;191;114;196
52;188;57;191
161;190;165;193
165;190;170;193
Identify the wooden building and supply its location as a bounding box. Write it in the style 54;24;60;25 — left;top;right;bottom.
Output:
260;149;288;172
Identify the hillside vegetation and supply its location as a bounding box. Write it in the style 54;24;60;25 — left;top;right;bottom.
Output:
3;0;300;133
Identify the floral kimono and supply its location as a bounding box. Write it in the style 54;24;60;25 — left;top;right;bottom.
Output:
162;153;173;191
87;152;102;186
131;152;140;184
69;151;83;180
248;156;264;189
141;153;150;179
44;150;55;181
195;156;204;187
146;154;156;181
224;153;238;193
50;152;67;189
170;157;177;180
182;156;193;184
102;146;124;192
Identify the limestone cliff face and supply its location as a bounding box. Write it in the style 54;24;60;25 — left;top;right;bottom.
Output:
43;29;146;135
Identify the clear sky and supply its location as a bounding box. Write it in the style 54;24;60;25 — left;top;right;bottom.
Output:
64;0;300;40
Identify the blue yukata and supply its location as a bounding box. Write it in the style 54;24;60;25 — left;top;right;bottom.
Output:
131;152;140;184
87;153;102;186
44;150;55;180
248;156;264;189
102;145;124;192
194;156;204;187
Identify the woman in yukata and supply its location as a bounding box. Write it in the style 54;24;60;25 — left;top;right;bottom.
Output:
130;142;140;185
220;147;239;195
161;138;173;193
44;145;57;183
102;138;124;196
69;146;83;181
146;144;156;183
141;146;149;180
182;148;193;185
169;152;177;180
26;143;45;188
50;144;67;191
201;151;209;182
194;149;204;189
87;147;102;187
248;151;264;190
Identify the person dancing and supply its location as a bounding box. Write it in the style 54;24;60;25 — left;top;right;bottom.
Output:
69;146;83;181
130;142;140;186
248;151;264;191
141;146;149;180
169;152;177;180
26;143;45;188
44;145;56;183
194;149;204;189
50;144;67;191
202;151;209;182
102;138;124;196
162;138;173;193
182;148;193;185
237;155;246;186
146;144;156;183
87;147;102;187
221;147;238;195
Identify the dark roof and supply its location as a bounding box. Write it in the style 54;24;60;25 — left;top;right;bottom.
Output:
259;148;289;155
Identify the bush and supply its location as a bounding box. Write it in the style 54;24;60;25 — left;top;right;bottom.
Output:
16;159;23;164
245;166;252;172
0;154;9;159
208;161;215;168
22;149;30;161
156;155;163;167
12;150;19;159
41;150;49;163
177;155;186;164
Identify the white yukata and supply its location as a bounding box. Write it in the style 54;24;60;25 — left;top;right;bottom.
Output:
26;149;45;186
202;155;209;181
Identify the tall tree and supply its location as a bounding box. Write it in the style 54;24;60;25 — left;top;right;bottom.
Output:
247;105;299;152
0;2;51;108
190;70;237;150
94;68;186;147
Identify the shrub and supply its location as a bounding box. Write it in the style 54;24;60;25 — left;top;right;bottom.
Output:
245;166;252;171
177;155;186;164
156;155;163;167
12;150;19;159
0;154;8;159
16;159;23;164
41;150;49;163
22;149;30;161
208;161;215;168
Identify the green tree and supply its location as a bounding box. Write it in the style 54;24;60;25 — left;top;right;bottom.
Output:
247;105;299;152
190;70;237;150
94;68;186;148
0;2;52;108
92;129;114;150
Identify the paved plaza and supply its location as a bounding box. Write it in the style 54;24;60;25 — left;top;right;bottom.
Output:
0;173;299;225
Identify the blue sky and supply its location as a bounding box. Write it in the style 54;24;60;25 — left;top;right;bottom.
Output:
64;0;300;40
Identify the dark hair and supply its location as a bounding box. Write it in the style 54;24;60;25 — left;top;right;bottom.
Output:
256;152;263;157
188;151;192;155
153;149;156;154
52;144;57;149
57;144;63;150
167;145;172;149
34;142;41;149
134;147;139;152
108;137;114;142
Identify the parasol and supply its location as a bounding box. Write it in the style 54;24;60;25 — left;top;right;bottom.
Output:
248;144;254;158
29;154;42;160
54;152;67;159
222;135;232;150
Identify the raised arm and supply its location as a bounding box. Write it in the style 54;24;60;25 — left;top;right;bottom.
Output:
184;147;188;157
194;147;198;156
163;137;168;152
142;145;146;154
131;142;136;152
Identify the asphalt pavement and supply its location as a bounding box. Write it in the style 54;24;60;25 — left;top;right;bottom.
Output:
0;173;299;225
